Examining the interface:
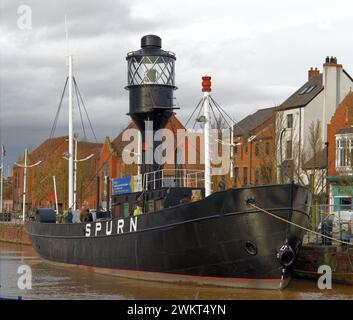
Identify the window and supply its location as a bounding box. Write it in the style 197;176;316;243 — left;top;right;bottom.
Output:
299;85;316;95
245;143;248;154
336;137;353;169
255;143;259;156
299;87;308;95
340;198;352;209
287;114;293;129
265;142;270;155
286;140;292;160
243;167;248;185
334;197;352;211
254;170;259;185
102;162;109;177
305;85;316;94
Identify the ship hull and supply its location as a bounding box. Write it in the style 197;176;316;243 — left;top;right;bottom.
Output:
26;183;311;290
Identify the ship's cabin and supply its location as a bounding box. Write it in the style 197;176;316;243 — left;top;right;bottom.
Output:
111;169;205;219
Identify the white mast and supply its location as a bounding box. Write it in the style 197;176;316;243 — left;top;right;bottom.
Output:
68;55;74;210
63;134;93;211
53;176;59;215
0;145;4;213
22;148;27;220
73;136;78;210
202;76;212;197
66;17;74;210
72;135;94;211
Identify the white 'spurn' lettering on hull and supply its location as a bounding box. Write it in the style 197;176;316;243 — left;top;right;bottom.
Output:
85;217;138;237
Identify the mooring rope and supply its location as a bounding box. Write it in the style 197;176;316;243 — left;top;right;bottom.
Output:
248;203;353;247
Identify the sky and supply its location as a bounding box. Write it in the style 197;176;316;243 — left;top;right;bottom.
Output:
1;0;353;172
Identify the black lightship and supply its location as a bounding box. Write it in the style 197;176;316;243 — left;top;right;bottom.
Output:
26;35;311;290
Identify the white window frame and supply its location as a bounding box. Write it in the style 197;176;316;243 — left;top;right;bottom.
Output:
335;133;353;173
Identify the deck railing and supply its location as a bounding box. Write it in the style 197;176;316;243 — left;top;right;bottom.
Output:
143;169;205;191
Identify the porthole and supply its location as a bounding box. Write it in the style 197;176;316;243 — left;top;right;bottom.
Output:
245;241;257;255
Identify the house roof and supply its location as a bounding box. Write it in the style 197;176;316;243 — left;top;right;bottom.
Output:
233;107;275;137
302;146;328;170
111;122;137;155
278;74;324;111
25;136;102;163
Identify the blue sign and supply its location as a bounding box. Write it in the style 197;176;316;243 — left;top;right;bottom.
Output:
112;177;133;195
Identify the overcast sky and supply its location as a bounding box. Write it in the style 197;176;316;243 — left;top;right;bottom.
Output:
1;0;353;171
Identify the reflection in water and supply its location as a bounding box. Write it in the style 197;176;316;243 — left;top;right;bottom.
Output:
0;242;352;300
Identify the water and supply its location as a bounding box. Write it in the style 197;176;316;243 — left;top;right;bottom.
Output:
0;242;352;300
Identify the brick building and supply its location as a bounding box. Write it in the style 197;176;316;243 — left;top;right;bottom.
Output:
231;107;275;188
326;91;353;220
98;114;203;210
12;136;102;211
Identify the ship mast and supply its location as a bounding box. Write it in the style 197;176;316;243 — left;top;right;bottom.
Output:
202;76;212;197
66;17;74;210
68;55;74;210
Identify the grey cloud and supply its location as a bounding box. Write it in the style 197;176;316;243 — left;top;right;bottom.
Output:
2;0;353;168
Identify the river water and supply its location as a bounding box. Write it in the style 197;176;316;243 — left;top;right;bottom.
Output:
0;242;352;300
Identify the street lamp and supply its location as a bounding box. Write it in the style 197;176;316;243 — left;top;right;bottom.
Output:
14;148;42;222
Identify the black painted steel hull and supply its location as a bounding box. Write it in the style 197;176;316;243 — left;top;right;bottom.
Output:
26;183;311;289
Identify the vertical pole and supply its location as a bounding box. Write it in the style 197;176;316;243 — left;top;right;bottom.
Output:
96;175;100;213
203;92;211;197
104;175;108;210
0;145;3;213
73;138;78;211
53;176;59;215
339;205;342;241
230;121;234;180
137;131;141;178
68;55;74;211
249;140;253;184
106;176;110;212
22;148;28;222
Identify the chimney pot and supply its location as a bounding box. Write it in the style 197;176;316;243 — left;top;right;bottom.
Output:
308;67;320;80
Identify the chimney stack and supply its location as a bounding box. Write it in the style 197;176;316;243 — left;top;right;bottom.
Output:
308;67;320;80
